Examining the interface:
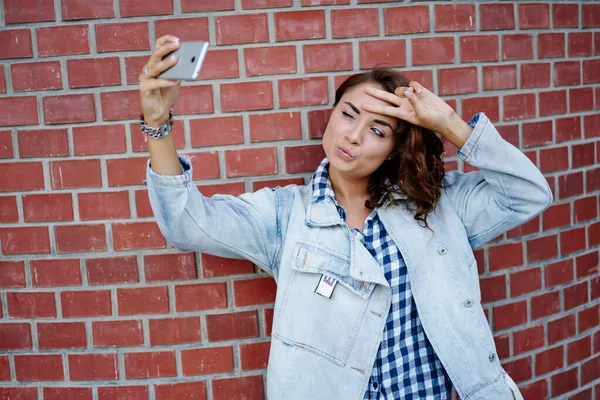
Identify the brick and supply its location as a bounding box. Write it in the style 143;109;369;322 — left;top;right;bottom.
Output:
459;35;498;63
540;147;569;173
503;357;533;383
62;0;114;20
18;128;69;157
536;346;564;375
44;94;96;124
198;182;245;197
149;317;201;346
487;242;523;271
384;6;429;35
588;222;600;248
0;196;18;223
503;93;535;121
588;167;600;192
182;346;234;376
412;37;454;65
250;112;301;142
98;386;148;400
253;178;304;191
0;356;9;380
0;323;32;350
93;320;143;347
30;259;81;287
100;90;139;121
245;45;296;76
182;0;233;12
55;224;107;253
206;311;259;341
359;39;406;69
70;354;119;382
216;14;268;45
0;29;32;59
519;3;550;29
548;314;576;344
539;90;567;117
510;267;542;297
527;234;558;263
4;0;54;23
170;86;214;115
0;97;38;126
67;58;120;88
538;33;565;58
303;0;348;4
144;253;197;282
45;387;93;400
234;277;276;307
583;59;600;84
308;108;332;139
564;281;589;310
583;4;600;27
551;367;578;396
0;67;5;93
542;203;571;231
213;375;264;400
570;87;594;113
174;282;228;312
494;300;528;330
275;10;325;41
569;32;593;57
0;131;12;158
0;226;50;255
15;355;63;381
483;65;516;91
243;0;291;7
118;287;169;316
37;25;89;57
279;76;328;108
38;322;86;349
120;0;172;16
155;382;206;400
199;49;239;80
221;81;273;112
11;61;62;91
105;157;146;187
522;120;552;148
285;144;325;174
558;172;583;199
0;260;25;287
112;221;166;251
434;4;475;32
567;335;592;365
21;193;72;223
190;116;243;147
264;308;274;336
578;305;599;333
61;290;111;317
576;251;599;278
574;195;597;224
240;341;270;370
553;3;578;28
304;42;353;73
480;3;514;30
581;355;600;385
513;324;544;354
86;256;138;285
560;227;586;255
125;351;176;378
79;191;130;221
95;22;149;52
0;388;37;399
520;63;550;89
201;254;255;278
155;17;209;42
556;116;581;142
554;61;581;87
50;159;101;190
224;147;277;178
438;67;477;96
502;34;533;60
190;152;219;180
331;8;378;38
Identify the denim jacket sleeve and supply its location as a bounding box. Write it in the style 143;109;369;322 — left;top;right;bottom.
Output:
443;113;553;250
146;157;281;277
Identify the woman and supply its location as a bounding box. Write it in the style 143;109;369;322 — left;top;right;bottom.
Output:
140;36;552;400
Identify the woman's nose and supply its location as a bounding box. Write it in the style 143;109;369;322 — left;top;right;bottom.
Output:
345;126;361;144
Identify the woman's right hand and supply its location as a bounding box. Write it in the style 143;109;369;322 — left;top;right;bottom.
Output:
139;35;182;126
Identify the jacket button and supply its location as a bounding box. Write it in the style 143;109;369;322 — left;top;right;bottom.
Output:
438;247;447;255
489;353;496;362
464;299;473;308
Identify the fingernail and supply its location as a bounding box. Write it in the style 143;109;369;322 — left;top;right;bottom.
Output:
174;37;180;43
405;91;413;99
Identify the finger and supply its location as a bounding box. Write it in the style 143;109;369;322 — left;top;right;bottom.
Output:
142;55;179;80
364;87;402;106
403;88;426;116
155;35;180;49
409;81;430;96
363;100;419;125
149;40;181;67
140;78;181;91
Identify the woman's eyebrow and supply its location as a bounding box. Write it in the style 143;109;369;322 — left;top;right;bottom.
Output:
374;119;392;129
344;101;360;114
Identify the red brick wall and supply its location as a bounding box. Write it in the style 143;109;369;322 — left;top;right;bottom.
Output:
0;1;599;399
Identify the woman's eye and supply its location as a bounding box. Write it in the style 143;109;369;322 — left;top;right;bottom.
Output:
342;111;354;119
371;127;384;137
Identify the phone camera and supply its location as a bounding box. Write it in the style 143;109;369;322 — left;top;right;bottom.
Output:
191;57;196;63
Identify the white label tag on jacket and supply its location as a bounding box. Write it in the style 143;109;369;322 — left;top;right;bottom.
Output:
315;274;337;299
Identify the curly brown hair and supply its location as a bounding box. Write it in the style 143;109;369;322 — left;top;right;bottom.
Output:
334;68;446;229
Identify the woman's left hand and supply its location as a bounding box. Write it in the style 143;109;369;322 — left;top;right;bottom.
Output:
362;81;472;147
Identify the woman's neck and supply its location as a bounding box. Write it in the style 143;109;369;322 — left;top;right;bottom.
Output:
328;166;370;207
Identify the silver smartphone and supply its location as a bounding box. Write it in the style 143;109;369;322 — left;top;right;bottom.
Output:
158;41;209;81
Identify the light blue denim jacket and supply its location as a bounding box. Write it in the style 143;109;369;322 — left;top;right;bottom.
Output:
146;113;552;400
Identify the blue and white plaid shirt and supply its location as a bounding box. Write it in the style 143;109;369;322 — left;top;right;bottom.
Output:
310;158;452;400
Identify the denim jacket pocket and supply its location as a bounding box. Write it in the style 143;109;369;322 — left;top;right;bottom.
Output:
272;241;371;366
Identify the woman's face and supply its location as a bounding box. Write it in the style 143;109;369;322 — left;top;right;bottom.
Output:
322;83;399;180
